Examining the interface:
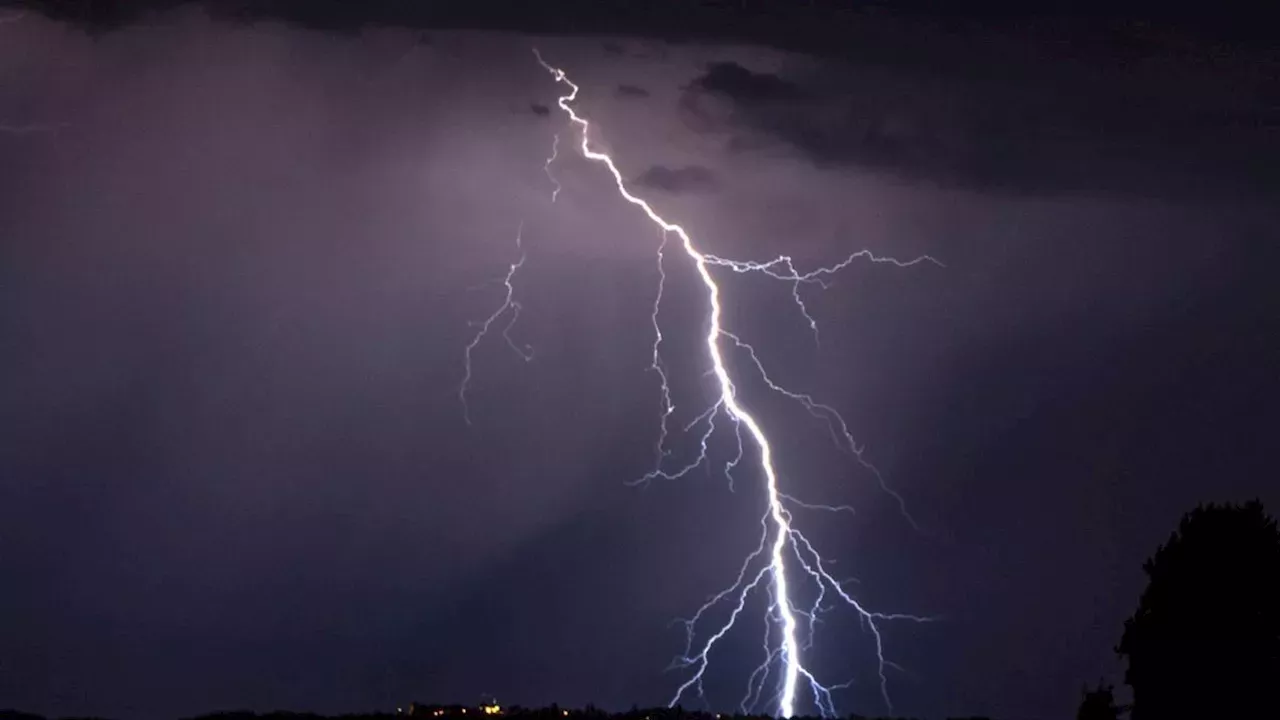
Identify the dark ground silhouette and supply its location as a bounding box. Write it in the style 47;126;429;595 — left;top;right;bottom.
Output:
7;502;1277;720
1114;500;1280;720
2;708;994;720
1075;682;1124;720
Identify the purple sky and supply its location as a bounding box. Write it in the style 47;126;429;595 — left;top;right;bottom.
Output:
2;6;1278;720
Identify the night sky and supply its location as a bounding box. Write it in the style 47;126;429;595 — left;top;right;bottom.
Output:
2;2;1278;720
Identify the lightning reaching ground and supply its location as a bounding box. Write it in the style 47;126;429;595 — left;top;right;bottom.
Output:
468;49;939;717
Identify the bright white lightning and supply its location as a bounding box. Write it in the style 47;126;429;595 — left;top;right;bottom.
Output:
531;50;937;717
721;329;923;531
459;221;534;426
704;251;941;349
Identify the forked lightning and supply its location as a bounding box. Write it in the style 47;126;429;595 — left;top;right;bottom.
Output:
462;49;939;718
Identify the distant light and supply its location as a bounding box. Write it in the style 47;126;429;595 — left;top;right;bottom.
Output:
562;712;568;717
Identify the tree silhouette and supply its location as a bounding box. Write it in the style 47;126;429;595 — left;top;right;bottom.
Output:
1076;681;1124;720
1117;500;1280;720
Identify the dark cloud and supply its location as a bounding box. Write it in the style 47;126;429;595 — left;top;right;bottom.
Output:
616;84;650;99
680;50;1280;199
16;0;1280;68
5;7;1280;720
631;164;717;194
530;103;550;117
687;61;803;103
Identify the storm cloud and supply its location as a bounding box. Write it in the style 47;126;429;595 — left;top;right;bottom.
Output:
616;83;650;98
680;49;1280;199
3;5;1279;720
632;164;716;194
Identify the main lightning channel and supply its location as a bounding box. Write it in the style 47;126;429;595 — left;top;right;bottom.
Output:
532;50;935;718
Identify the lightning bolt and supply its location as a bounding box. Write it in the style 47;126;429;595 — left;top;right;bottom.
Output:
459;221;534;426
497;49;939;717
545;132;562;203
458;117;566;424
703;250;940;348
